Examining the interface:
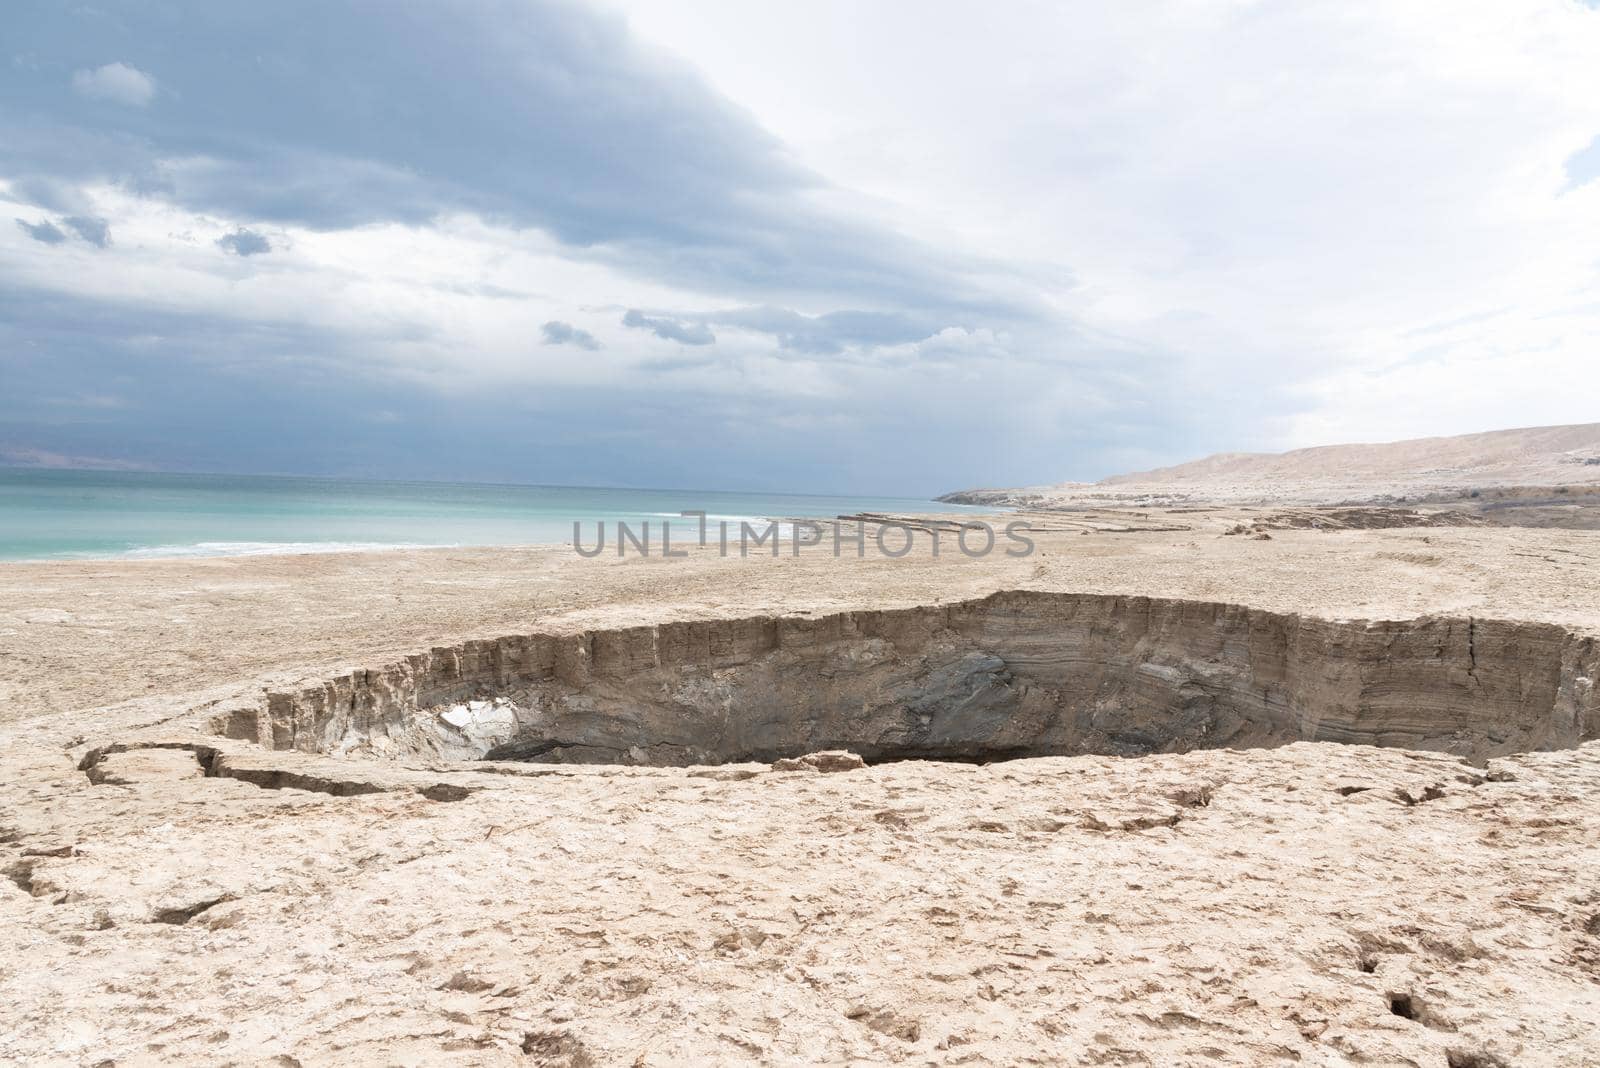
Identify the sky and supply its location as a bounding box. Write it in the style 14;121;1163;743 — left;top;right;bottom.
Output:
3;1;1600;495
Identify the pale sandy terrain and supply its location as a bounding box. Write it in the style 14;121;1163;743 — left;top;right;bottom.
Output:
943;422;1600;508
6;733;1597;1065
4;514;1600;729
3;502;1600;1064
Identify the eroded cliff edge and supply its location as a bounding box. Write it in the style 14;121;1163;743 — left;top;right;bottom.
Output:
197;591;1599;766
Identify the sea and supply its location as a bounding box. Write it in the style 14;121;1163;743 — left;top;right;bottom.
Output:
0;467;997;562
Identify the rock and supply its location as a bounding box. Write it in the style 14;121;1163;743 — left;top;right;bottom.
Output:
771;750;865;773
688;765;762;781
439;970;496;993
435;700;517;757
1080;802;1183;832
519;1029;593;1067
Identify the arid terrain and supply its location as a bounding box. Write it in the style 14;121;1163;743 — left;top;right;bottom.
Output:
4;429;1600;1064
941;422;1600;511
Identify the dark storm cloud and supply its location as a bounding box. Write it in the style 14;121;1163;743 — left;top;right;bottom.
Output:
0;0;1210;492
0;276;1250;494
0;0;1028;318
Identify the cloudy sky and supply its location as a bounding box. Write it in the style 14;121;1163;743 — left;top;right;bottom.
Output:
4;1;1600;494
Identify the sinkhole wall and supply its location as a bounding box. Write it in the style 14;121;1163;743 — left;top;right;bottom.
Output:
208;591;1600;766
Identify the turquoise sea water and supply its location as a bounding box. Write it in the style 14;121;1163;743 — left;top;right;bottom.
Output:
0;468;995;561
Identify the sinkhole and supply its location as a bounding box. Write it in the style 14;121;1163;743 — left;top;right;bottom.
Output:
210;591;1600;767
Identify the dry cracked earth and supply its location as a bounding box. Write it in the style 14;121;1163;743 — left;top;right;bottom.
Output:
4;737;1599;1065
4;518;1600;1065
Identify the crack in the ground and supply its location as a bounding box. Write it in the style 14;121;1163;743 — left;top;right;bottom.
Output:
152;893;235;925
3;859;37;895
77;741;479;802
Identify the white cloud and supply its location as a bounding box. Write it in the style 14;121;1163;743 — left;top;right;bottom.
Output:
610;0;1600;453
71;62;157;107
0;184;799;393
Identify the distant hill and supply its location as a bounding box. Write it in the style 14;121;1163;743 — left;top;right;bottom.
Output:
940;423;1600;507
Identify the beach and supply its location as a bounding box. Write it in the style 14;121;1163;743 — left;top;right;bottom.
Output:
3;507;1600;1063
6;514;1600;728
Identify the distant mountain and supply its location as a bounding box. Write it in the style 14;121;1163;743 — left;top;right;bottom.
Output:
939;423;1600;507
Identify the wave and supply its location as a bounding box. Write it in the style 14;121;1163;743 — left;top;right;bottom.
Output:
115;540;453;560
628;514;835;540
640;512;766;523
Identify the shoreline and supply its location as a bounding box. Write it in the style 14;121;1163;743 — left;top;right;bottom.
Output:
0;511;1018;564
0;466;996;563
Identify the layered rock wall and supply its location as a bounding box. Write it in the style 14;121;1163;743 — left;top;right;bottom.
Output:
208;592;1600;764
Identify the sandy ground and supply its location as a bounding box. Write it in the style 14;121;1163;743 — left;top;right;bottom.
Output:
942;422;1600;508
5;736;1598;1066
4;512;1600;730
3;505;1600;1064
